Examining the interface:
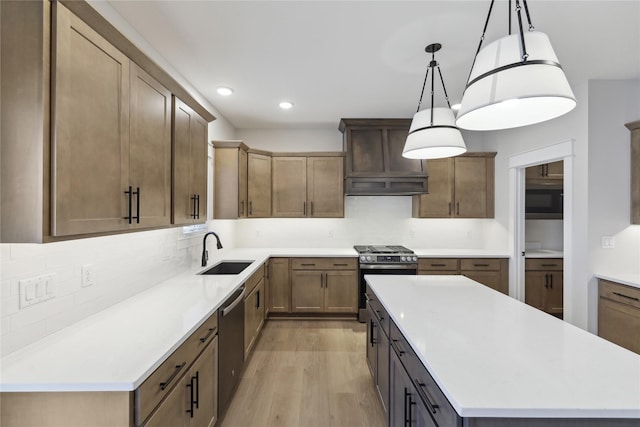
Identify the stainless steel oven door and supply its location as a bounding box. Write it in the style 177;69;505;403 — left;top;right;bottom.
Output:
358;265;417;322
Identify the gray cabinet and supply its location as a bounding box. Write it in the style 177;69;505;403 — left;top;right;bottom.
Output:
366;288;390;421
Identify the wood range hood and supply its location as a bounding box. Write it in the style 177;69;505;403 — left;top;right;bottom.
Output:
339;119;429;196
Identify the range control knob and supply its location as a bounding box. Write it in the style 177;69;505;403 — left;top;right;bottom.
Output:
412;256;418;262
400;256;406;262
366;256;372;262
360;255;367;262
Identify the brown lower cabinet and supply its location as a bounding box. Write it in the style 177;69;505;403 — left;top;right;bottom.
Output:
418;258;509;295
598;279;640;355
290;258;358;314
268;258;291;313
366;289;390;421
525;259;563;317
244;276;265;359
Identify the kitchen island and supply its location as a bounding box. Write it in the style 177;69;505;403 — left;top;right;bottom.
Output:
366;274;640;426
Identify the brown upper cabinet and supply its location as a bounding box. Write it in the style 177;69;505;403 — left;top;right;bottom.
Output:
412;153;496;218
247;151;272;218
272;154;344;218
625;120;640;224
525;160;563;186
172;98;208;225
212;141;249;219
0;0;214;242
340;119;428;195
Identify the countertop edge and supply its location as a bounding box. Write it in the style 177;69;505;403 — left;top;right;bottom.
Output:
594;273;640;290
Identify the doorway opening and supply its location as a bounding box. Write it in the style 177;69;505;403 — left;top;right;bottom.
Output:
509;140;574;321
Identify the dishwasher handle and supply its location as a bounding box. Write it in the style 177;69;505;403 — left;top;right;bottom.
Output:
221;287;245;317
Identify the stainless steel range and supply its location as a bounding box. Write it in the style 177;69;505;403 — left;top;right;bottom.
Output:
354;245;417;322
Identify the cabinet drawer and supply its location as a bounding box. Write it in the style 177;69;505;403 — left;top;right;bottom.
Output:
599;279;640;310
460;258;501;271
365;286;390;336
418;258;459;271
135;312;218;425
525;258;563;271
245;264;265;294
390;321;459;427
291;257;356;270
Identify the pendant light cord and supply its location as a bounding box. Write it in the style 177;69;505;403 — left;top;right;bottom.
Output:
416;67;430;113
465;0;495;89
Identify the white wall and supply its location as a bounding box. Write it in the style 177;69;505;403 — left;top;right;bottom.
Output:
587;79;640;331
0;2;238;356
526;220;564;251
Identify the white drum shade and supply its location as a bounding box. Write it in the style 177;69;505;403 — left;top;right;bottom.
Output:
403;108;467;159
456;31;576;131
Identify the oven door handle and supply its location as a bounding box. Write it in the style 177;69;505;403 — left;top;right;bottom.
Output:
359;264;418;270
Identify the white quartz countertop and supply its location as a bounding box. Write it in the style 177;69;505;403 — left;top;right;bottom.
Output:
524;249;564;258
366;275;640;419
412;248;509;258
0;248;357;392
594;272;640;290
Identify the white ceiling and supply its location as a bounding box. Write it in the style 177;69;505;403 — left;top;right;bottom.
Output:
106;0;640;129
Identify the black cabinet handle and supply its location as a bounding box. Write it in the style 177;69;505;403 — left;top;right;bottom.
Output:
199;327;215;343
549;274;553;289
160;362;186;390
186;377;194;417
414;379;439;415
376;310;384;322
124;186;133;224
249;201;253;215
240;200;245;215
370;320;376;346
310;201;314;216
404;388;414;427
391;339;405;356
190;194;198;219
256;290;260;309
544;274;549;288
613;292;640;302
541;263;558;267
196;194;200;219
134;187;140;223
474;263;490;267
333;263;348;267
456;202;460;216
303;201;306;215
194;371;200;409
324;272;328;288
301;263;316;266
448;202;452;216
431;263;446;267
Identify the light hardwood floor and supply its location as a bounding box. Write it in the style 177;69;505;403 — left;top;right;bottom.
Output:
219;320;386;427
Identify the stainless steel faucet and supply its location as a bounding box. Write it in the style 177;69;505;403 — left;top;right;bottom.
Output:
202;232;223;267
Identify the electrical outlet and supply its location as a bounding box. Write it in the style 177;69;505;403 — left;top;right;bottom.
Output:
81;264;95;288
601;236;616;249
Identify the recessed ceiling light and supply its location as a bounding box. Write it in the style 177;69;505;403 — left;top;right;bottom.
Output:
451;103;461;111
217;86;234;96
279;101;294;110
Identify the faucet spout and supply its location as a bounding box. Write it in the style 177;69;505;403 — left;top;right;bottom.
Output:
202;232;223;267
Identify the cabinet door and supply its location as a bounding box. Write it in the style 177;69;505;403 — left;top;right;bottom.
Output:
247;153;271;217
599;298;640;354
366;305;377;379
244;280;264;358
272;157;307;217
454;157;488;218
190;338;217;427
268;258;290;313
291;270;324;312
324;270;358;313
52;3;130;236
389;349;414;427
307;157;344;218
462;270;507;294
239;149;248;218
412;158;453;218
545;161;564;179
524;271;546;311
545;271;564;316
143;373;190;427
173;98;207;225
129;64;172;228
376;323;390;417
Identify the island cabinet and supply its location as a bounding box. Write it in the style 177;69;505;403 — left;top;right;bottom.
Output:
598;279;640;355
625;120;640;224
525;259;563;317
389;320;459;427
135;313;218;427
268;257;291;313
412;153;496;218
418;258;509;295
365;288;390;420
244;265;266;359
247;151;272;217
290;258;358;313
212;141;249;219
271;154;344;218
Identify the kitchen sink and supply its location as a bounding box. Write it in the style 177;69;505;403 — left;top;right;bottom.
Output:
199;261;253;275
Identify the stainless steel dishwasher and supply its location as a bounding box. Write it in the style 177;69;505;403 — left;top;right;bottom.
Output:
218;285;245;420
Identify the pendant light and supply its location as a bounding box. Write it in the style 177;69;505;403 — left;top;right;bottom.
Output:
402;43;467;159
456;0;576;131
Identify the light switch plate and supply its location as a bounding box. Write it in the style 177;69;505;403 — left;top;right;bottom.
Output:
19;274;55;308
